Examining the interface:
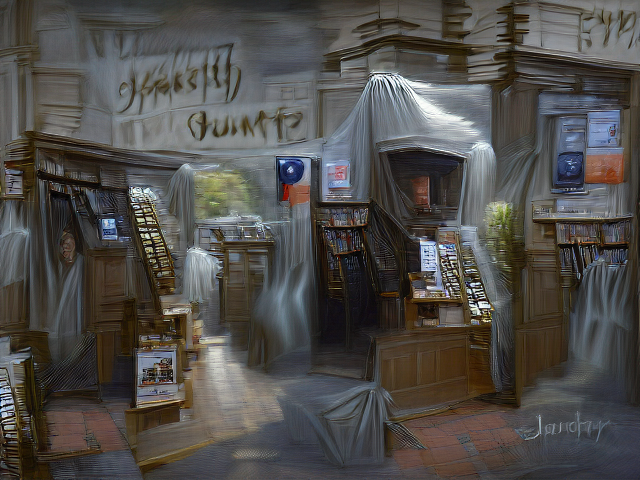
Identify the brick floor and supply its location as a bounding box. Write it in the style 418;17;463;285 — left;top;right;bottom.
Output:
434;461;478;477
394;449;425;469
45;403;130;454
392;399;528;477
429;444;469;463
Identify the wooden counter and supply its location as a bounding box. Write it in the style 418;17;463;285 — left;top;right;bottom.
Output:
374;325;493;410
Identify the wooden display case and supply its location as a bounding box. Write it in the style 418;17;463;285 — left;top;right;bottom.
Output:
220;239;274;349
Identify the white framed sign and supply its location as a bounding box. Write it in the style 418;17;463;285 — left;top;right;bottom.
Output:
136;348;178;405
588;111;620;148
4;169;23;196
326;160;350;189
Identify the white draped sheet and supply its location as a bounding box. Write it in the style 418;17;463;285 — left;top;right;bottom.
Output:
323;73;495;227
570;262;634;381
183;247;221;303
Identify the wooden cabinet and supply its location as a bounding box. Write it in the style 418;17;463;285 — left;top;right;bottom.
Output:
84;248;130;385
0;281;27;331
375;325;492;410
85;248;128;328
220;240;274;348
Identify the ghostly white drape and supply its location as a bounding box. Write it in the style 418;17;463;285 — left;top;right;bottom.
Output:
0;201;29;289
183;247;221;303
166;164;195;249
279;383;395;467
251;203;314;364
323;73;495;227
570;262;633;381
29;182;85;362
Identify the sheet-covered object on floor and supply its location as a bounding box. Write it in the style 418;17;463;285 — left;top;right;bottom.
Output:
183;247;221;303
570;261;633;381
279;383;395;467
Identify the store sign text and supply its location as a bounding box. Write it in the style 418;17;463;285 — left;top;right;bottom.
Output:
117;44;241;114
187;108;305;144
581;8;640;49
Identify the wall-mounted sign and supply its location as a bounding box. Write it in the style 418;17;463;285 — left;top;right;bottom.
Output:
585;147;624;184
327;161;350;189
111;41;314;150
4;169;23;196
587;110;620;148
100;218;118;241
420;240;438;273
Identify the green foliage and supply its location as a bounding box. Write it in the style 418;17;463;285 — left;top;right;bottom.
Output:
195;170;256;219
485;201;523;286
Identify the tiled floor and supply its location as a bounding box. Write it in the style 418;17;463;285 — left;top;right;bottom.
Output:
44;398;129;454
391;400;525;478
42;396;142;480
38;347;640;480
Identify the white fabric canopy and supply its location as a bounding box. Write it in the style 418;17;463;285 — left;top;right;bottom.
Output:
323;73;495;226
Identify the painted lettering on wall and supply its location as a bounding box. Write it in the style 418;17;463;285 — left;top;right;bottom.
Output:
581;8;640;50
187;108;304;144
117;44;241;114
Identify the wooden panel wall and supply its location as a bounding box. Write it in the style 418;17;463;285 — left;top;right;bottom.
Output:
377;332;470;410
515;249;564;403
516;322;563;390
0;281;27;330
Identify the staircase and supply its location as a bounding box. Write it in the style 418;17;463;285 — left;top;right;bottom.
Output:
127;187;176;312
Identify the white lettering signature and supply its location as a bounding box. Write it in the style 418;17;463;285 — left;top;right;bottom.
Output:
517;412;610;442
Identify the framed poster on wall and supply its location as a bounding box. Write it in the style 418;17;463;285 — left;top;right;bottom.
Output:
587;111;620;148
326;161;350;189
585;148;624;184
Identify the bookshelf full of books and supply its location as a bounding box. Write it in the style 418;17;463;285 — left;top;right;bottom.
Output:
316;203;369;301
556;218;631;280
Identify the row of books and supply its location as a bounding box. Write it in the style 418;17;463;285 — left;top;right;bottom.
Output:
560;244;627;273
460;243;492;324
129;187;175;289
602;221;631;243
324;228;364;254
556;221;630;244
322;207;368;226
556;223;599;244
438;243;461;300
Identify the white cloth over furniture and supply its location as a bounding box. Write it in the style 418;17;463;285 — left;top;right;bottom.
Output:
279;383;395;467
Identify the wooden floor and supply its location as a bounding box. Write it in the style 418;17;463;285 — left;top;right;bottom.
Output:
133;342;284;469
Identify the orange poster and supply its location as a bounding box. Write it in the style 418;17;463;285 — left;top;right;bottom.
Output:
585;148;624;184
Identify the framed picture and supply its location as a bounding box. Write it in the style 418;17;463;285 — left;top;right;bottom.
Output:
585;148;624;184
587;110;620;148
326;161;350;189
100;218;118;241
136;348;178;405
